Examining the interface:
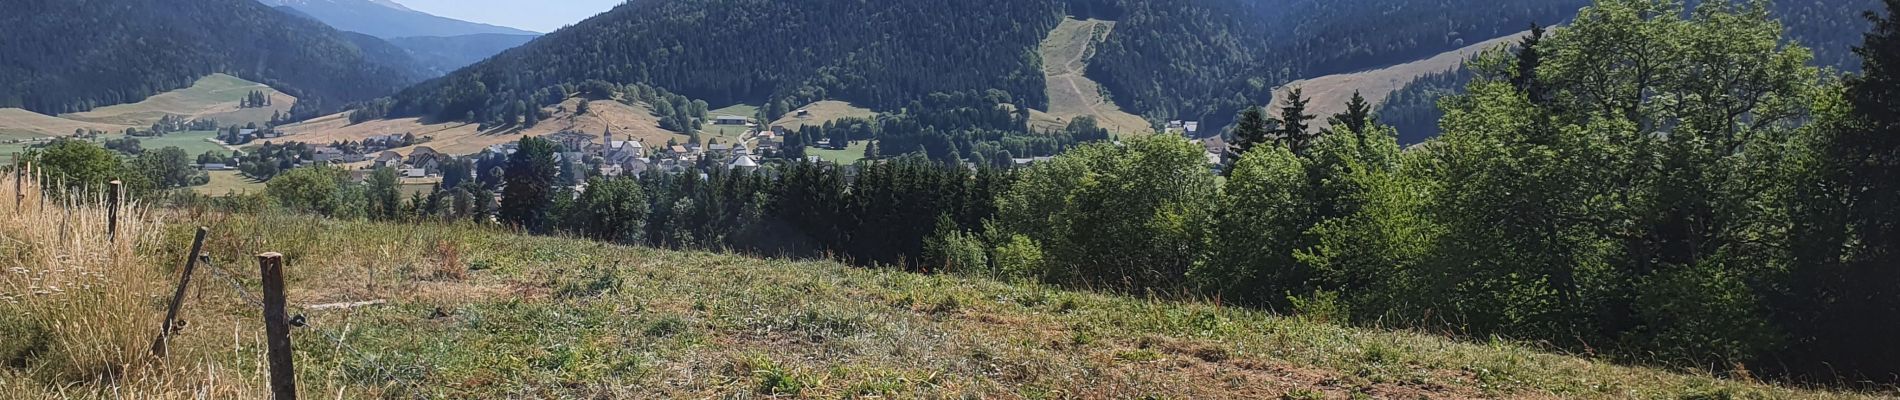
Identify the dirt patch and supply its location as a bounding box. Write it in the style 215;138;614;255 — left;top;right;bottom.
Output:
1035;18;1154;136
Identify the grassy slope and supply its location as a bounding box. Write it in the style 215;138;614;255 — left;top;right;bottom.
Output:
1;180;1880;399
807;140;871;164
0;73;288;163
0;130;227;165
278;97;688;160
60;73;296;127
0;108;133;141
1034;18;1154;136
770;100;879;129
1270;32;1529;129
194;170;264;196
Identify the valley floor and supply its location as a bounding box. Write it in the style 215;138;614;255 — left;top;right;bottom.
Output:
0;180;1884;398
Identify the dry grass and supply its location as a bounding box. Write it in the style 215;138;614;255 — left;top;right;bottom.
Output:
1272;31;1531;129
0;171;273;398
0;171;1891;398
1033;17;1154;136
0;109;133;141
276;96;687;160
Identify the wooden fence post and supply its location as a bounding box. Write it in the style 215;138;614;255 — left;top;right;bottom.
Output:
107;180;121;241
11;154;19;213
151;227;209;357
258;252;297;400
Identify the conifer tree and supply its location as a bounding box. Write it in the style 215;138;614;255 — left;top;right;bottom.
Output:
1275;88;1317;156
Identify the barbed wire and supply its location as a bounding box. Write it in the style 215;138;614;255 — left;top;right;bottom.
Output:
197;254;431;398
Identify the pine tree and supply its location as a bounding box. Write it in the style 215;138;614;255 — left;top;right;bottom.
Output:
501;137;560;232
1787;0;1900;378
1275;88;1317;156
1333;91;1374;135
1513;23;1548;104
864;140;880;160
1229;105;1272;162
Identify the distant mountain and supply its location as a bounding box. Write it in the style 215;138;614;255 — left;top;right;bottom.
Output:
387;34;540;75
0;0;426;116
258;0;539;39
382;0;1592;128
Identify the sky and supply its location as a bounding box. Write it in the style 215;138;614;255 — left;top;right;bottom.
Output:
395;0;625;33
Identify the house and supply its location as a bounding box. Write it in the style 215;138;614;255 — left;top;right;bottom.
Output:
314;147;344;162
712;115;750;125
200;163;232;171
547;130;597;152
401;168;427;179
668;145;689;158
732;143;750;157
406;146;441;165
728;155;759;172
373;151;404;168
624;158;652;177
1183;121;1200;135
708;143;731;154
599;163;625;177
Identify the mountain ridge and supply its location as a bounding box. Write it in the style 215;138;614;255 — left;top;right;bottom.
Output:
258;0;540;38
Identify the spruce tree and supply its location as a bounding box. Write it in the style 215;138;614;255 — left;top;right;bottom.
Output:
501;137;560;232
1788;0;1900;378
1333;91;1374;135
1276;87;1317;156
1229;105;1272;162
1513;24;1548;104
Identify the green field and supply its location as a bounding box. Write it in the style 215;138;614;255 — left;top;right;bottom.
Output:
192;170;264;195
708;104;759;121
107;130;232;156
806;139;871;164
60;73;293;127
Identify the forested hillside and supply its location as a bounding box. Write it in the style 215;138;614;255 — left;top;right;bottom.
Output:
386;34;540;75
386;0;1065;124
1082;0;1589;129
382;0;1597;129
0;0;424;116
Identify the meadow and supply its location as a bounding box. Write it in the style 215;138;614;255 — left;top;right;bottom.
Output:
0;173;1887;399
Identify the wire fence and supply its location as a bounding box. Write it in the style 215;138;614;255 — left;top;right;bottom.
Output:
197;254;431;398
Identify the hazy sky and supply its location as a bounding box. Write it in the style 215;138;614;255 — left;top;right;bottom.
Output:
396;0;624;33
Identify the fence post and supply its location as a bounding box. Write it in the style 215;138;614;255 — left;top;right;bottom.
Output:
151;227;209;357
11;154;19;213
107;180;121;241
258;252;297;400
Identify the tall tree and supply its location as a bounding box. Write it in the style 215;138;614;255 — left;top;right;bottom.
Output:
1786;0;1900;379
1229;105;1273;163
1332;91;1374;135
501;137;560;232
1513;23;1549;103
1275;88;1318;155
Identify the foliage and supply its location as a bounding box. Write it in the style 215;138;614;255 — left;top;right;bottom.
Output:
501;137;560;232
993;135;1216;288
